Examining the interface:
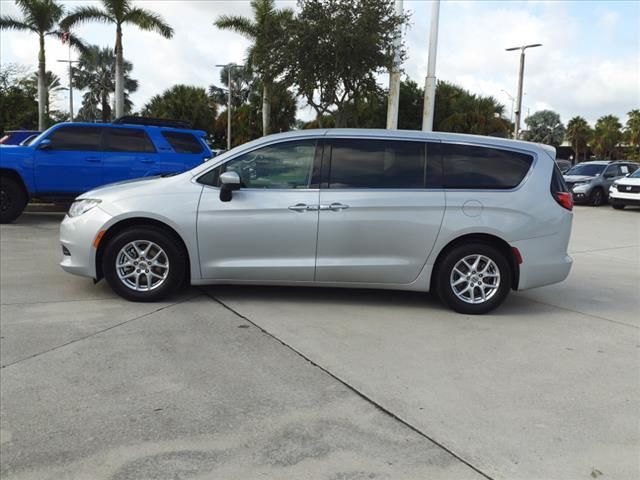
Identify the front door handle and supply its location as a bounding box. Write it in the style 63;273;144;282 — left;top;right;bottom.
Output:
139;157;155;164
288;203;311;212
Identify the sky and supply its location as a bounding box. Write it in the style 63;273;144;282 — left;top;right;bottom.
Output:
1;0;638;126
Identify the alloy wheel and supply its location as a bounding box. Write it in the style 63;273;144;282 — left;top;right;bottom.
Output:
115;240;170;291
450;254;501;305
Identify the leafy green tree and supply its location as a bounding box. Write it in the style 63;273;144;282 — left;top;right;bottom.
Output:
591;115;622;160
0;64;38;133
73;45;137;122
62;0;173;119
1;0;85;130
285;0;407;127
565;116;592;163
25;70;65;119
141;85;217;134
215;0;293;136
523;110;566;146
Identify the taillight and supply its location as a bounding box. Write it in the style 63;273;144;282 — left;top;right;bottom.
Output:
554;191;573;211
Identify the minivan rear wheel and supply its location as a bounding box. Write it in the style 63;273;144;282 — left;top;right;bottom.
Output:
436;243;512;315
103;227;186;302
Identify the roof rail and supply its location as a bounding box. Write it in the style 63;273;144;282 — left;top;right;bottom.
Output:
113;116;191;129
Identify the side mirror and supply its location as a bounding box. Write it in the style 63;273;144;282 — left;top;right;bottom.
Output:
37;138;52;150
604;172;615;179
219;171;241;202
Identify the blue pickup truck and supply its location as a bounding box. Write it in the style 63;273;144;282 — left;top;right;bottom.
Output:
0;118;212;223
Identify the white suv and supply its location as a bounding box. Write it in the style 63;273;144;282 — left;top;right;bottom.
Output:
60;130;573;314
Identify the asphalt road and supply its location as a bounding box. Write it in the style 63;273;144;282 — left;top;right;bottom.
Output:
1;206;638;480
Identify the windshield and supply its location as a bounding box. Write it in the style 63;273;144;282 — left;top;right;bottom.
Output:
566;164;606;176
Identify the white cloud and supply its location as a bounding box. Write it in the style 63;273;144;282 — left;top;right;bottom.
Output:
1;0;638;126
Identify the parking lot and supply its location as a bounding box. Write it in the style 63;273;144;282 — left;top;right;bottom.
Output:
1;206;638;480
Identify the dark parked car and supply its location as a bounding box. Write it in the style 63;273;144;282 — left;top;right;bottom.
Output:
0;130;40;145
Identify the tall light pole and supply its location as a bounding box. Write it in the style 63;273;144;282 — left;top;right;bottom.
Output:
386;0;403;130
58;35;78;121
216;63;240;150
422;0;440;132
501;89;515;124
506;43;541;139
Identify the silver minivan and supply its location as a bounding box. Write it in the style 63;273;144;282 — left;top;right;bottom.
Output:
60;129;574;314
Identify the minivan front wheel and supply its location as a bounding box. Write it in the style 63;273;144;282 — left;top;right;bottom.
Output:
103;227;186;302
436;243;512;314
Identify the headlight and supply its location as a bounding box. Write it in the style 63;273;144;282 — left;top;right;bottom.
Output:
572;182;589;191
68;199;101;217
610;183;618;190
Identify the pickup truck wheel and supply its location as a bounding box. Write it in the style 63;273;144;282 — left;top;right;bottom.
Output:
102;227;186;302
436;243;512;315
0;177;27;224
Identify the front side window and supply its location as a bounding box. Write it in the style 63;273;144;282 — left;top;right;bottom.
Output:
440;143;533;189
105;128;156;153
200;140;317;189
47;126;103;151
162;131;203;154
328;139;427;189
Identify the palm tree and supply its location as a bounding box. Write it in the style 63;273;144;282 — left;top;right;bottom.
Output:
215;0;294;136
625;109;640;149
61;0;173;120
0;0;85;130
566;116;592;163
27;71;65;118
73;45;138;122
591;115;623;160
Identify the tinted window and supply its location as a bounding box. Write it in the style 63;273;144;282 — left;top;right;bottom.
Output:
47;126;102;151
162;131;203;154
201;140;317;189
440;143;533;189
329;139;427;188
105;128;155;153
566;163;606;176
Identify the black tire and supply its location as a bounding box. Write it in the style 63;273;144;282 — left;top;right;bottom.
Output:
589;188;604;207
102;226;186;302
0;176;27;224
611;202;625;210
435;243;512;315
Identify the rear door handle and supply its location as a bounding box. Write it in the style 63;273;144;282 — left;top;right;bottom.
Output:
85;156;100;162
326;203;349;211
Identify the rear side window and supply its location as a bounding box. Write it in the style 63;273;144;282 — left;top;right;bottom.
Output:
162;131;203;154
47;126;102;151
328;139;427;188
440;143;533;189
105;128;155;153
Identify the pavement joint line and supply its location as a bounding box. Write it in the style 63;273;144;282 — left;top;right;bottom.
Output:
1;297;119;306
200;287;495;480
518;295;638;329
0;293;200;369
570;244;639;255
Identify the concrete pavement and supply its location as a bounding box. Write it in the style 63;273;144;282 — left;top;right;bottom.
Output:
1;206;639;479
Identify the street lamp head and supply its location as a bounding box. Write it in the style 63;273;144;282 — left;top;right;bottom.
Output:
506;43;542;52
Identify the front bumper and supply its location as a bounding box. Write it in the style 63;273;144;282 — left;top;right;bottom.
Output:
60;206;113;278
609;188;640;205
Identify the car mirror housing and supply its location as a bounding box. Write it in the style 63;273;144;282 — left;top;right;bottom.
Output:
37;139;52;150
219;171;241;202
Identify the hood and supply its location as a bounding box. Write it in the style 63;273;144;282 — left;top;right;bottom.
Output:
563;175;594;183
614;176;640;186
78;172;188;201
